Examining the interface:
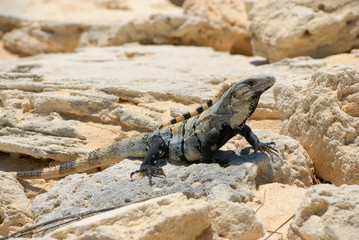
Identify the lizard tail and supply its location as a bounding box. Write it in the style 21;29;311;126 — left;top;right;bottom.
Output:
12;136;149;179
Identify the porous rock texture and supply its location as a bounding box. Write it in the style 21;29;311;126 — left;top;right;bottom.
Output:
249;0;359;62
49;193;212;240
210;200;264;240
28;130;312;230
288;184;359;240
46;193;264;240
274;65;359;185
0;172;33;236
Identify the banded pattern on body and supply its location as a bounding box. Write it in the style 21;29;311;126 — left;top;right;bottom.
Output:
159;82;231;129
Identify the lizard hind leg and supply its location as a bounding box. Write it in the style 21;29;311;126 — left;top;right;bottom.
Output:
130;135;167;185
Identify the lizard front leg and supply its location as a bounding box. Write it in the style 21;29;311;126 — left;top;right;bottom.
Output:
200;128;219;163
238;124;278;157
130;135;167;185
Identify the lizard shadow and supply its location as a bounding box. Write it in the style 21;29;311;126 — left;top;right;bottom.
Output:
211;149;278;186
159;148;278;186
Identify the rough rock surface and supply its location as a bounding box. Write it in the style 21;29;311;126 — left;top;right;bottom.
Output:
111;13;249;54
0;172;33;236
249;0;359;62
210;200;264;240
2;14;250;56
49;193;212;240
274;65;359;185
288;184;359;240
44;193;264;240
230;130;314;188
22;130;312;230
2;23;87;56
183;0;252;55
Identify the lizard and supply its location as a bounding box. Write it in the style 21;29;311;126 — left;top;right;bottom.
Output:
11;75;278;184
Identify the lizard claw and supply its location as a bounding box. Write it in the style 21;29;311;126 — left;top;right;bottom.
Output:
254;142;280;159
130;164;166;185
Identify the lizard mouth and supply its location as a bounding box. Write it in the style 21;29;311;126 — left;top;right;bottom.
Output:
253;78;275;94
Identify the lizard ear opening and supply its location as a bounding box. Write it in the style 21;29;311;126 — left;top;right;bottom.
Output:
232;84;251;99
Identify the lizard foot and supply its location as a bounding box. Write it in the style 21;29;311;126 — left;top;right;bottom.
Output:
130;165;166;185
254;142;280;158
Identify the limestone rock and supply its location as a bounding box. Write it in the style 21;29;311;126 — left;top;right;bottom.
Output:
288;184;359;240
211;200;264;240
226;130;314;188
2;13;245;56
274;65;359;185
27;130;313;226
28;159;255;225
2;22;86;56
0;172;33;237
249;0;359;62
0;0;251;56
36;193;264;240
111;13;248;54
49;193;211;240
183;0;252;55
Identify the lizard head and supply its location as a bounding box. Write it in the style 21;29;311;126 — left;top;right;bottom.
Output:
215;75;276;128
231;75;276;103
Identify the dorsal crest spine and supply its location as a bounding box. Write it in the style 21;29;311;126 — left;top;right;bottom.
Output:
159;82;232;129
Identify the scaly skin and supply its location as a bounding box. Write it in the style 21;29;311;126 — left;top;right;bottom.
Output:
159;81;231;129
12;75;277;183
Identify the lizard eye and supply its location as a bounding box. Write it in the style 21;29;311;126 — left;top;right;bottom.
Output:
245;80;255;86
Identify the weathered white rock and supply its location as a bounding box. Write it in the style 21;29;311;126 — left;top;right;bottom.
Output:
288;184;359;240
36;193;264;240
274;65;359;185
49;193;211;240
2;22;86;56
210;200;264;240
183;0;252;55
111;13;248;54
2;13;249;56
25;130;312;229
226;130;314;188
249;0;359;62
0;172;33;237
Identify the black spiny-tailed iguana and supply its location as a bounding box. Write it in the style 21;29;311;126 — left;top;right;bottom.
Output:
11;75;277;184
